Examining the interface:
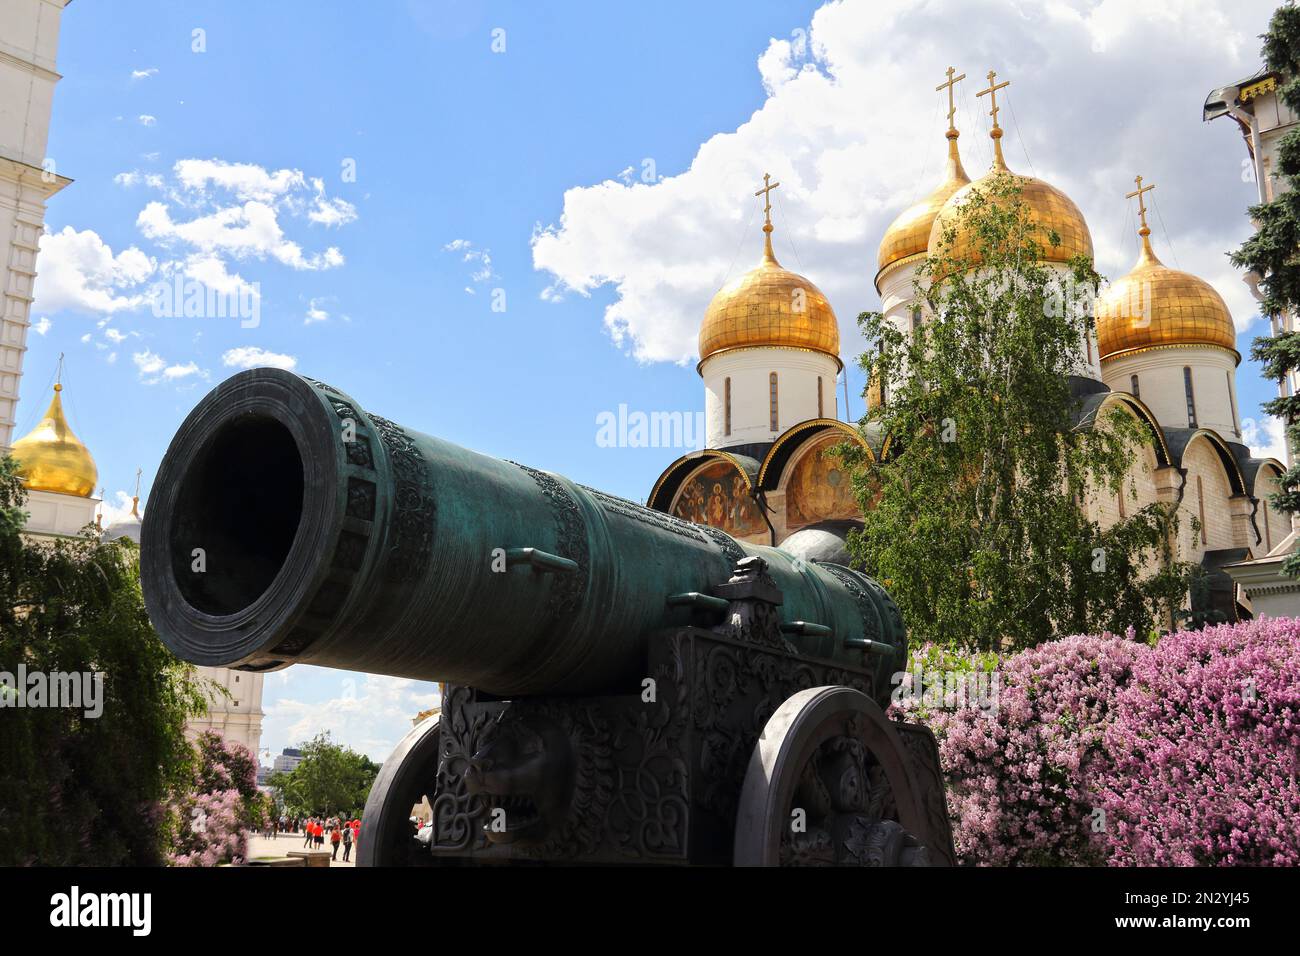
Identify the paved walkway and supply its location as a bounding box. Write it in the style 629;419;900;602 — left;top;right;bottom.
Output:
246;830;357;867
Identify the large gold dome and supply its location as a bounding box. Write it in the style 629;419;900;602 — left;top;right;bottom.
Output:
927;136;1093;267
877;131;970;276
11;383;98;497
1096;235;1237;362
698;228;840;368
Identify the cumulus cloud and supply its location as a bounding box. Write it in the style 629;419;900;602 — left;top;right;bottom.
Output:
40;159;356;335
221;345;298;370
31;317;50;335
130;67;158;80
1243;414;1288;462
137;114;156;126
304;298;329;325
531;0;1275;364
33;226;155;315
262;671;441;763
132;349;205;385
98;489;143;529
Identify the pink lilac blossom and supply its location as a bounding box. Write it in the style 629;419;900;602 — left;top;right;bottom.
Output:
895;618;1300;866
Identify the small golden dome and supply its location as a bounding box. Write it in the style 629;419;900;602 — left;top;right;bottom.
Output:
698;222;840;368
928;128;1092;267
11;383;98;498
1096;235;1236;362
877;130;971;275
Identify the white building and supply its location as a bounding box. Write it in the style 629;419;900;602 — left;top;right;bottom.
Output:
1205;69;1300;617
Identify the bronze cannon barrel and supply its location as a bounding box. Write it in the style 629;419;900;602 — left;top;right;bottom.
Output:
141;370;905;697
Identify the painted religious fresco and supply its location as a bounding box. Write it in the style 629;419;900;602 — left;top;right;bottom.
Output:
785;434;861;528
670;460;766;538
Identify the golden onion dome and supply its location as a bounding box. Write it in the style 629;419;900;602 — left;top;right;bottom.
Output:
1096;229;1236;363
927;124;1092;267
698;216;840;369
877;129;970;276
11;383;98;497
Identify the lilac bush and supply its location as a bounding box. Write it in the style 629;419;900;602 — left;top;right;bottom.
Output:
899;618;1300;866
1095;618;1300;866
168;731;265;866
894;634;1142;865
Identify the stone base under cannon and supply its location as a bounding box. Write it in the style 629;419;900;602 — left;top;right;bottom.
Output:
360;626;955;867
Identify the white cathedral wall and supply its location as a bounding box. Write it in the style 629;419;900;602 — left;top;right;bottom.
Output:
1177;438;1240;562
1102;347;1241;440
1254;467;1291;555
20;487;99;537
1089;436;1160;530
185;665;265;759
702;347;839;449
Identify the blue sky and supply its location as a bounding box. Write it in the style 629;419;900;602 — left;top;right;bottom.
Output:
25;0;1286;761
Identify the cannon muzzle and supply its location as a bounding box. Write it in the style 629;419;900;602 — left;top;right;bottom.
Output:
142;370;904;697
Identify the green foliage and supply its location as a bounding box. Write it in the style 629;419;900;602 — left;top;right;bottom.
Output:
267;731;379;817
1232;5;1300;575
846;174;1193;653
0;455;208;865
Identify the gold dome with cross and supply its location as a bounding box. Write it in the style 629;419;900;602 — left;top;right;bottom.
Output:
11;377;98;498
927;70;1093;267
1095;175;1237;362
698;173;841;368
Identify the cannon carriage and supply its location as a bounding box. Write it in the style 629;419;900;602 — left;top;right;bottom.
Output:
141;369;954;866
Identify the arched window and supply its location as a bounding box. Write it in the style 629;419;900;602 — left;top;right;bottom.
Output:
1196;474;1207;546
724;377;732;437
1226;371;1239;436
1130;374;1140;399
817;376;823;419
1184;367;1198;428
769;373;779;432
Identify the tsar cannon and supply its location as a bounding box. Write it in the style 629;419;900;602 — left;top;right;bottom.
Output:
141;369;954;866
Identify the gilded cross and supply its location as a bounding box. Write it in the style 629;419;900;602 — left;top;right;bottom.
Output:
936;67;966;132
1125;174;1155;233
977;69;1010;131
754;173;780;230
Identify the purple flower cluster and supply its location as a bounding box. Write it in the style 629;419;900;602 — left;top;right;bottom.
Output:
1095;618;1300;866
899;617;1300;866
170;789;247;867
168;731;262;867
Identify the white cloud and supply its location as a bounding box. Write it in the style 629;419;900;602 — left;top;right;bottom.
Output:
1243;414;1288;462
133;349;206;385
98;490;142;529
138;114;156;126
221;345;298;370
263;671;441;763
173;158;307;203
531;0;1275;364
31;317;50;335
443;238;496;287
138;199;344;271
304;298;329;325
33;226;155;315
131;67;158;80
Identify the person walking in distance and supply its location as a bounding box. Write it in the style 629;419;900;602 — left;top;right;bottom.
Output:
342;821;353;862
303;818;314;848
330;823;342;860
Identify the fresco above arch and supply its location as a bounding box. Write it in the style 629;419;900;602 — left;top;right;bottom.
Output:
670;460;766;538
785;434;861;529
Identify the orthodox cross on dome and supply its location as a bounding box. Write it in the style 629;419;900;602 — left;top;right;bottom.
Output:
754;173;780;233
1126;174;1156;237
937;66;966;135
131;466;142;517
754;172;782;262
977;69;1011;167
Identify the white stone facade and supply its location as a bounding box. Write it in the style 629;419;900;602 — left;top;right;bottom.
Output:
702;346;839;450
